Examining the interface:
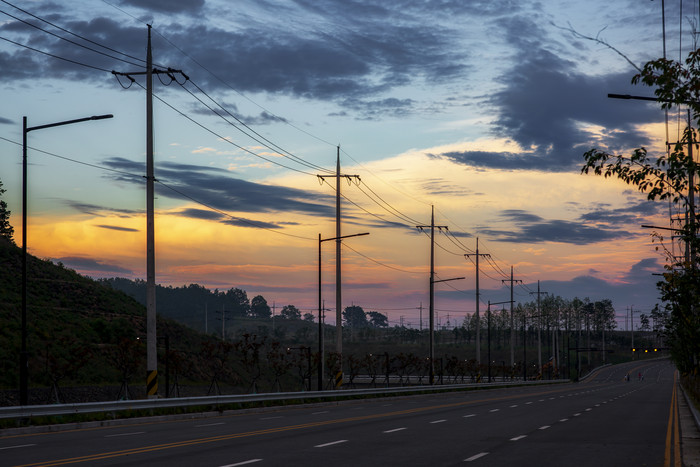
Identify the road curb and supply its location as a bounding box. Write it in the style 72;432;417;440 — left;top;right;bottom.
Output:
679;382;700;430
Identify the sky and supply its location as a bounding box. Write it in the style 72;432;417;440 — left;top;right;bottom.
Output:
0;0;690;329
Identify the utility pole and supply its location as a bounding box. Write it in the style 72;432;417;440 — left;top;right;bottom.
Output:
417;206;461;384
687;110;696;271
465;238;490;365
530;280;548;376
501;266;522;369
317;149;360;388
113;25;187;398
418;302;423;331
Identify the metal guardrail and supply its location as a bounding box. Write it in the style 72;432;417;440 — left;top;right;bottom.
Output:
0;379;568;420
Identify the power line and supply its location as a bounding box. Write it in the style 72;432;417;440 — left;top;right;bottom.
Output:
340;147;431;207
0;5;143;68
0;135;316;241
182;79;334;175
156;180;315;240
0;34;112;73
131;81;318;176
342;242;423;275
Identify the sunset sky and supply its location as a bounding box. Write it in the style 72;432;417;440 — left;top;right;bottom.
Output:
0;0;688;328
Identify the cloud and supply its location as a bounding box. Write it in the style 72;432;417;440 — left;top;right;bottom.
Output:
66;201;142;217
0;116;14;125
432;15;661;172
102;157;335;218
579;200;663;225
0;1;470;111
95;224;140;232
118;0;205;14
482;209;630;245
438;257;664;311
55;256;134;275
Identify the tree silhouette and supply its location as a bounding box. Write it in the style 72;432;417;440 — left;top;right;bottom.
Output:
0;179;13;244
250;295;271;319
280;304;301;320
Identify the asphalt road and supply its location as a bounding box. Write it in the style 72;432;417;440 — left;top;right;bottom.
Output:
0;359;680;466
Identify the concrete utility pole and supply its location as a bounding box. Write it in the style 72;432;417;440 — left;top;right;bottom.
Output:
417;207;461;385
465;238;490;365
502;266;522;369
113;25;187;398
530;280;548;374
316;147;360;388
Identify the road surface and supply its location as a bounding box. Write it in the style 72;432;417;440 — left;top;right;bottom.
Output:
0;358;681;466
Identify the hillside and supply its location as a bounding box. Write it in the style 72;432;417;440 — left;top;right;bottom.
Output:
0;238;213;403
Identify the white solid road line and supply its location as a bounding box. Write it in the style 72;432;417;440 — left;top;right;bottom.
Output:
465;452;489;462
383;427;407;433
195;422;225;427
105;431;145;437
219;460;263;467
315;440;348;448
0;444;36;450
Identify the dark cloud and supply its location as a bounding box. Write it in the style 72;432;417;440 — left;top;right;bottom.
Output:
95;224;140;232
55;256;134;275
66;201;142;217
579;200;663;225
340;97;416;120
118;0;205;14
0;116;14;125
623;257;663;282
102;157;335;218
172;208;289;230
438;257;664;312
483;209;629;245
432;14;663;172
0;1;470;113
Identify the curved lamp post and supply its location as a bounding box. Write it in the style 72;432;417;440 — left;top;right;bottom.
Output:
20;114;113;405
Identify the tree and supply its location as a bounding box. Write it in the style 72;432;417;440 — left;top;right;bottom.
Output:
639;313;651;332
581;48;700;373
280;304;301;320
225;288;250;317
343;305;368;328
250;295;271;319
303;312;315;322
367;311;388;328
0;179;13;243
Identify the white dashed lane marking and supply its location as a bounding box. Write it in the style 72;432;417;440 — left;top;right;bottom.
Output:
383;428;407;433
315;440;348;448
465;452;489;462
0;444;36;451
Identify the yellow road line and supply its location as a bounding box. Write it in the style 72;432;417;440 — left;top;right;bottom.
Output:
664;371;681;467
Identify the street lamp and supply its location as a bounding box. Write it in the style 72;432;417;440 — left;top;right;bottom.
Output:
20;113;113;405
430;276;463;384
318;231;368;390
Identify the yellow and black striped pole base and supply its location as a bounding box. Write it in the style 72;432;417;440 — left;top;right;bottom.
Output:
335;371;343;389
147;370;158;397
